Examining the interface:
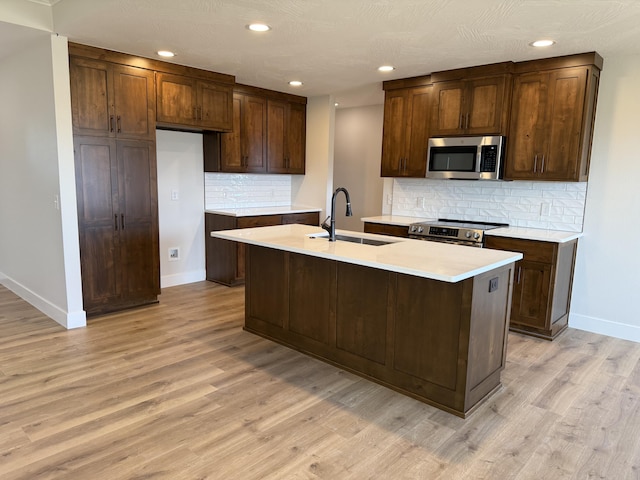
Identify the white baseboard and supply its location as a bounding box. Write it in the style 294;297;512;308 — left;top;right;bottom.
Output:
160;269;206;288
570;312;640;343
0;274;86;329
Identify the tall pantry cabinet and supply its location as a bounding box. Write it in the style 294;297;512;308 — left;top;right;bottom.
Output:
70;47;160;316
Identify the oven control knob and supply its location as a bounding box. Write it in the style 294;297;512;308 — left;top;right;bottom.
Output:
465;231;472;238
473;232;481;240
417;226;424;233
410;226;416;233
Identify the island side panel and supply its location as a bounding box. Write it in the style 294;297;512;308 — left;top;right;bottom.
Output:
464;264;514;412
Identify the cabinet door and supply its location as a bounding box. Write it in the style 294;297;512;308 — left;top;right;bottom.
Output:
430;81;465;136
511;260;552;331
541;67;588;180
285;103;306;174
117;140;160;300
465;76;507;135
220;94;243;171
197;80;233;131
112;65;156;140
405;86;431;177
242;94;268;172
74;136;121;310
381;89;409;176
266;100;287;172
504;73;547;180
70;57;113;137
156;72;197;126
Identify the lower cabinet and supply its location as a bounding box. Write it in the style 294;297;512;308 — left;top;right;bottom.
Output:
205;211;319;286
363;222;410;238
485;236;577;340
74;136;160;316
244;245;514;417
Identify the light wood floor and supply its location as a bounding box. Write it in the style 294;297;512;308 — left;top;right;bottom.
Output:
1;282;640;479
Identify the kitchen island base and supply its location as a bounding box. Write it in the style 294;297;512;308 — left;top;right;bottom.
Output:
244;245;514;418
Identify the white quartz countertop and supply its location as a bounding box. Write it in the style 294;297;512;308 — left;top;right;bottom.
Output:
361;215;582;244
205;205;322;217
211;224;522;283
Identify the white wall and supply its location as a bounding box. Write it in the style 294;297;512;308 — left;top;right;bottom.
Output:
292;95;336;219
0;33;85;328
333;105;385;231
156;130;206;288
570;55;640;342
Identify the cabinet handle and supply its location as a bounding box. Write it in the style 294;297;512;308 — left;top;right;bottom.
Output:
193;106;198;120
517;266;522;284
114;214;118;231
533;154;538;173
541;155;545;173
465;113;470;130
116;116;121;133
459;114;464;130
109;115;115;133
121;214;125;230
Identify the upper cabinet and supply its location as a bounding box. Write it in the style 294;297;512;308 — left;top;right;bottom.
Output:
429;63;512;137
381;81;432;177
207;84;307;175
69;57;156;141
220;92;268;173
267;99;306;174
505;54;602;181
156;72;233;132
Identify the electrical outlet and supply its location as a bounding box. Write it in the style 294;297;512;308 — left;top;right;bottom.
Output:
53;194;59;210
386;194;393;205
489;277;499;293
168;247;180;261
540;202;550;216
417;197;424;208
171;189;179;201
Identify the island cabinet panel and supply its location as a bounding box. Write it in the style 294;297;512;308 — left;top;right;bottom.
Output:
335;263;391;366
242;245;514;417
485;236;577;339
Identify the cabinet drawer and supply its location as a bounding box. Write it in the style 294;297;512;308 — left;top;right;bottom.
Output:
282;212;319;226
485;236;555;264
237;215;282;228
363;222;410;238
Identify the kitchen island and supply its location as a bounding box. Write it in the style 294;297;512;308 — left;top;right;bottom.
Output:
212;224;522;417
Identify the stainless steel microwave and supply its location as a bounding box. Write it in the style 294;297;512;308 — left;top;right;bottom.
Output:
426;136;505;180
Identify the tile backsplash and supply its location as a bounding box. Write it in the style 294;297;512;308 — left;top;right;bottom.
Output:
391;178;587;232
204;173;292;209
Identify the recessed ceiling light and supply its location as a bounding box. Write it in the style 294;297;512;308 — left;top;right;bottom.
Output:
288;80;303;87
247;23;271;32
334;102;339;107
157;50;176;58
530;39;555;47
378;65;395;72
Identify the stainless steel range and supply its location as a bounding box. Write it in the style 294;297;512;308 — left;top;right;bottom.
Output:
408;218;508;247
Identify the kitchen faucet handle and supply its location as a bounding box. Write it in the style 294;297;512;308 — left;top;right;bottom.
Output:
322;215;331;228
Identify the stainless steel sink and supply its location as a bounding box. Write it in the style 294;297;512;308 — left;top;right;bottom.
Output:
308;232;395;246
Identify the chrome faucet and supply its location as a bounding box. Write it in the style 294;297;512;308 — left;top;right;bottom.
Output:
322;187;353;241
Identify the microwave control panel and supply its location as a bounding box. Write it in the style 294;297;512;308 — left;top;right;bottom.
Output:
480;145;498;172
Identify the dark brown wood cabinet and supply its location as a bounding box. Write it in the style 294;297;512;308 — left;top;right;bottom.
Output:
430;74;510;137
267;100;306;174
243;244;514;417
363;222;410;238
69;57;156;141
485;236;578;340
505;58;601;181
380;84;432;177
156;72;233;132
205;211;319;286
220;92;267;172
74;136;160;315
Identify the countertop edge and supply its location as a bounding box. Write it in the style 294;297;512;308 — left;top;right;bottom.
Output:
206;205;322;217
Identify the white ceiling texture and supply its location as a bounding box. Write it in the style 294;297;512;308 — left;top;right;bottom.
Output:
9;0;640;106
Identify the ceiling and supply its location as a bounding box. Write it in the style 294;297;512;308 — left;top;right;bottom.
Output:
9;0;640;107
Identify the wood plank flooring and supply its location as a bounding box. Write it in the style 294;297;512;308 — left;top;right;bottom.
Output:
1;281;639;479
